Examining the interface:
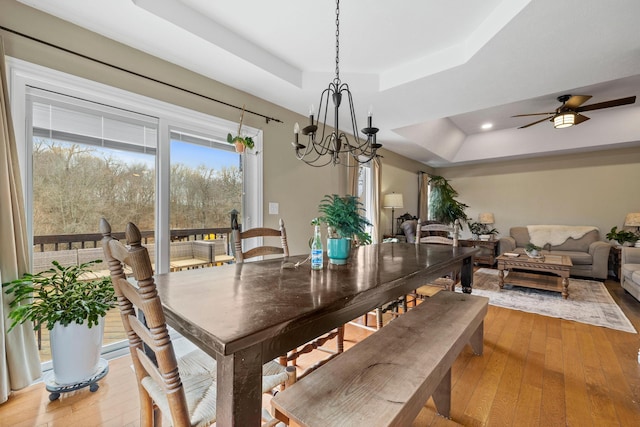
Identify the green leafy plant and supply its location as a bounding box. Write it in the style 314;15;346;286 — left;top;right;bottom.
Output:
428;175;469;228
226;105;255;149
606;226;638;245
467;221;498;237
317;194;372;245
3;260;115;332
525;243;542;252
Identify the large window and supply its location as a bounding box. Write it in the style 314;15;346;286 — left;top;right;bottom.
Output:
10;57;263;365
170;130;242;229
28;87;158;236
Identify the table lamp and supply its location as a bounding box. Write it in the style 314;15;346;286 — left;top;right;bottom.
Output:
383;193;404;235
624;212;640;247
478;212;495;240
478;212;495;226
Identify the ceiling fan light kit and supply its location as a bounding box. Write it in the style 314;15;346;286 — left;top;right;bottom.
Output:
515;94;636;129
553;112;575;129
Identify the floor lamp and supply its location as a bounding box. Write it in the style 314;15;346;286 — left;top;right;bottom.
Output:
383;193;404;235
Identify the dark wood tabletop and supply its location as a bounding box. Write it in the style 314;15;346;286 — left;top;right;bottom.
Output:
154;242;477;426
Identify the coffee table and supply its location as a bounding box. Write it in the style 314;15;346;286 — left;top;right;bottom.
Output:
496;254;573;299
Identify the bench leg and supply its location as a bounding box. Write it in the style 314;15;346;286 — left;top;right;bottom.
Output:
469;321;484;356
432;367;451;419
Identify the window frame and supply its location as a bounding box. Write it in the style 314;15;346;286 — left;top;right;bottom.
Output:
7;56;263;274
358;162;374;239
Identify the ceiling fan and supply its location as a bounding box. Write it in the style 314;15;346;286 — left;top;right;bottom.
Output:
513;94;636;129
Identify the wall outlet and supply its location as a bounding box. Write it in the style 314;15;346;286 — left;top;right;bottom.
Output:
268;202;279;215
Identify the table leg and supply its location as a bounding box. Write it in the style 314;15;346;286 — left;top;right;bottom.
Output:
461;255;473;294
562;276;569;299
217;344;263;426
498;268;504;289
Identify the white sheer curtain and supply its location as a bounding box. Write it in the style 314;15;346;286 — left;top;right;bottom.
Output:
347;156;381;243
0;38;41;404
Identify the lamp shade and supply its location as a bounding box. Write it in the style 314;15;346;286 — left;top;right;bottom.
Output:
624;212;640;227
383;193;404;209
478;212;495;224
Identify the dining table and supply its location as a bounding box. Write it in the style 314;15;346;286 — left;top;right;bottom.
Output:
154;242;478;426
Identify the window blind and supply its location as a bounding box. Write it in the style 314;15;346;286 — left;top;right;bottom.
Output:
28;87;158;154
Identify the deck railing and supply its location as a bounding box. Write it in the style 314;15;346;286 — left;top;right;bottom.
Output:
31;227;235;358
33;227;234;252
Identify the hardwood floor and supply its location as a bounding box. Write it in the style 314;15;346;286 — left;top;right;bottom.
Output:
2;278;639;426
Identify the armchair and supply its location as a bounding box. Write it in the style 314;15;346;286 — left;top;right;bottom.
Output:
621;247;640;302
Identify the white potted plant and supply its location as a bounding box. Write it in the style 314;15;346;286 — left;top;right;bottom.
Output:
525;243;543;258
3;260;115;386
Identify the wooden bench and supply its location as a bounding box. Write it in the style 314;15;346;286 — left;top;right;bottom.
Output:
271;291;489;427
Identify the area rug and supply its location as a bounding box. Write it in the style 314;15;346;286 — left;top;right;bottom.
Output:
460;268;637;333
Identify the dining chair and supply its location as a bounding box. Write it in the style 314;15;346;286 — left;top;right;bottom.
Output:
232;215;289;263
100;218;295;427
230;213;344;380
350;222;459;329
412;220;461;300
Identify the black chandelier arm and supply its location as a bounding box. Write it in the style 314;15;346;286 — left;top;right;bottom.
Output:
295;144;335;167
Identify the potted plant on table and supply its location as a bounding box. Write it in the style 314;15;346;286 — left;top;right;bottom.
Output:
317;194;372;265
226;105;255;153
3;260;115;387
525;243;542;258
606;226;638;247
467;221;499;240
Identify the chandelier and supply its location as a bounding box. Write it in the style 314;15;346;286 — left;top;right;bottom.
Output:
292;0;381;167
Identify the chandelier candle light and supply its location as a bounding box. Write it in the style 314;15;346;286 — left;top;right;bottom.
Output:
292;0;381;167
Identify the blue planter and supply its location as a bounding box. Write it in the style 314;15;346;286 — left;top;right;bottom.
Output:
326;238;351;265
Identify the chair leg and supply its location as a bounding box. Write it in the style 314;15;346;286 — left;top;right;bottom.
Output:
278;355;288;367
376;307;384;329
337;326;345;354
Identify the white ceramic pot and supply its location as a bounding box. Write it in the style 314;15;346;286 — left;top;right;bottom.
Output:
50;318;105;385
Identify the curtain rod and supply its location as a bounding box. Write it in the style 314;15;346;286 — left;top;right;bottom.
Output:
0;25;282;124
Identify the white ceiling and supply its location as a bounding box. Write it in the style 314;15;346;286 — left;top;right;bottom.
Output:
17;0;640;167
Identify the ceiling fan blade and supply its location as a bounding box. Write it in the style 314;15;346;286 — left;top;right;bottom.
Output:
518;115;555;129
574;114;590;125
564;95;592;109
511;112;555;117
577;96;636;112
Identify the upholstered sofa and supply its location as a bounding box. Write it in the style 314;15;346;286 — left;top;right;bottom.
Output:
621;247;640;302
499;226;611;279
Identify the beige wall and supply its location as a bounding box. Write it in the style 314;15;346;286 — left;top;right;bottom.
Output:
0;0;426;255
438;147;640;241
379;150;432;236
